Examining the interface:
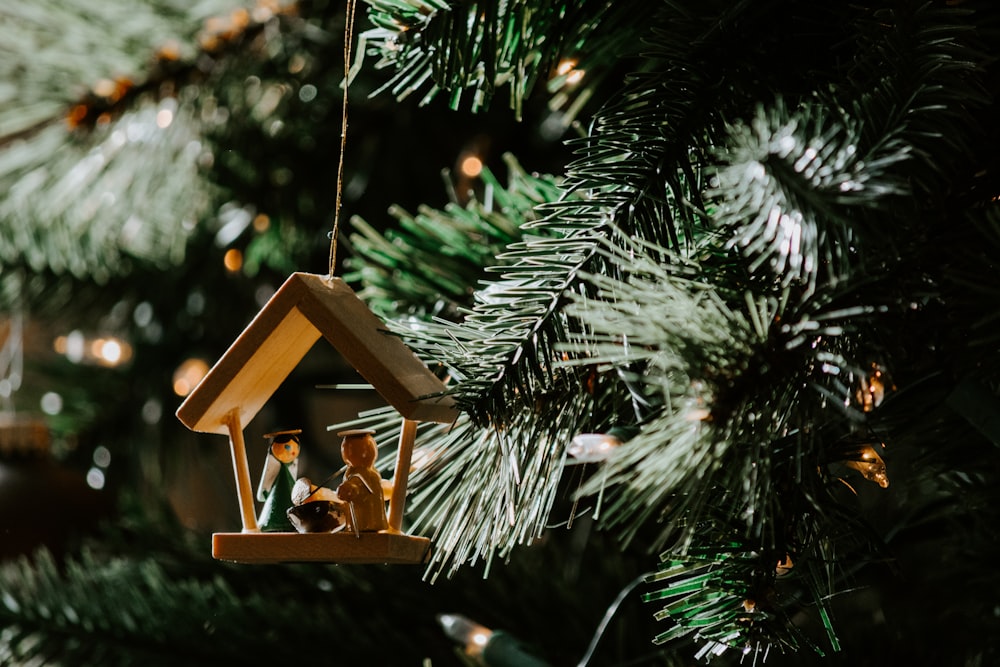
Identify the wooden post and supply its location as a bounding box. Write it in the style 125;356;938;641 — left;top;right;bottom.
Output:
224;410;259;533
387;418;418;534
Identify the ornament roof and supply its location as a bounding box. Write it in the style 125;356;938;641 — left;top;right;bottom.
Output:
176;272;456;436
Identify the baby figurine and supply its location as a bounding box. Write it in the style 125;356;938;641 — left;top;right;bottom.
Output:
286;477;346;533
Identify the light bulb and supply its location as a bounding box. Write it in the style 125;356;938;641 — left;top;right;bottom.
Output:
775;553;794;576
459;154;483;178
223;248;243;272
843;444;889;488
567;432;622;462
437;613;493;658
855;363;892;412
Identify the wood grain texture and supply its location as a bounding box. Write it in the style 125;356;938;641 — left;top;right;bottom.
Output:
386;418;418;533
176;273;457;436
211;531;431;564
225;410;259;532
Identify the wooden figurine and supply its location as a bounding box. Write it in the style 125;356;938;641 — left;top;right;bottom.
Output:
255;429;301;532
287;477;346;534
336;429;390;534
174;272;457;564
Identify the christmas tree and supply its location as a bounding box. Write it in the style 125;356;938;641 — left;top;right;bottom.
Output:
1;1;998;665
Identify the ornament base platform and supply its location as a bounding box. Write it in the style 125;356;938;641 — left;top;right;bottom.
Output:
212;531;431;564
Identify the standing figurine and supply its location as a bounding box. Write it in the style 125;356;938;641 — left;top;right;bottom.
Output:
256;429;301;532
336;429;391;534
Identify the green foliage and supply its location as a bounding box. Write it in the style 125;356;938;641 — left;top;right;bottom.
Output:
0;101;212;284
710;101;907;291
0;0;245;138
406;398;592;578
389;198;605;423
360;0;647;119
0;493;435;667
0;1;351;299
242;219;316;276
354;0;999;660
344;154;564;319
1;0;999;664
0;494;681;667
644;538;828;659
0;524;340;666
0;0;260;286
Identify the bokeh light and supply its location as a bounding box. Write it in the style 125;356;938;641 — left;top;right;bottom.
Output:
173;358;210;397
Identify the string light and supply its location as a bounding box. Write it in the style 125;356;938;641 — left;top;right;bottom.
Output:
459;154;484;178
91;78;131;102
855;362;892;412
40;391;63;416
438;613;493;659
775;554;794;576
155;108;174;128
843;443;889;488
223;248;243;272
437;614;551;667
553;58;585;87
556;59;576;76
53;331;132;367
567;432;623;463
252;213;270;232
198;8;250;52
92;338;124;365
155;40;181;62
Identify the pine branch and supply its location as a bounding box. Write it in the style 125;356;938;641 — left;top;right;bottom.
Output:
359;0;646;119
844;3;987;196
710;100;908;292
643;523;829;660
390;211;604;425
400;2;862;433
377;2;866;430
0;100;214;283
407;408;584;579
551;232;906;653
344;154;563;319
553;0;841;258
0;505;438;667
0;0;254;284
635;420;899;659
0;1;347;289
349;381;618;577
0;0;243;142
364;151;614;428
361;3;773;438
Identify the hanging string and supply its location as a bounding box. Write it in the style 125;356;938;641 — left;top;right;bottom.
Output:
328;0;358;277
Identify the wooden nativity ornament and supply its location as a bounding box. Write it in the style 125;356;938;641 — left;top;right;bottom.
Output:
176;273;456;564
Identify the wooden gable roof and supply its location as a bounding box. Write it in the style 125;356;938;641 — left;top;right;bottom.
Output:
176;272;456;435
